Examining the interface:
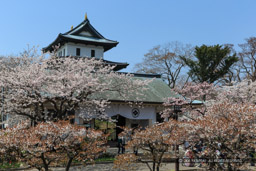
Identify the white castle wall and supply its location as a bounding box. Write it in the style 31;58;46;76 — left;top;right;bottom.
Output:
57;42;104;58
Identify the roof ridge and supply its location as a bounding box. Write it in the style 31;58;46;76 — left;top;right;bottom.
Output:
63;19;88;35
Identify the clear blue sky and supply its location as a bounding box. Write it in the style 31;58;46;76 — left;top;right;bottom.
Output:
0;0;255;72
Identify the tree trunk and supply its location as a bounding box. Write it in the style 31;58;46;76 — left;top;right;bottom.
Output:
156;151;165;171
66;157;74;171
41;153;49;171
175;113;179;171
228;162;233;171
175;158;179;171
175;145;179;171
153;161;156;171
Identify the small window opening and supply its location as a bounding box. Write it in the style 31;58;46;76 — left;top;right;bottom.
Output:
76;48;80;56
91;50;95;57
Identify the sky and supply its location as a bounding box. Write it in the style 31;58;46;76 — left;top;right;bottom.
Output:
0;0;255;72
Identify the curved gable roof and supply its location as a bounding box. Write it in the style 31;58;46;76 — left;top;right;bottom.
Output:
42;19;119;53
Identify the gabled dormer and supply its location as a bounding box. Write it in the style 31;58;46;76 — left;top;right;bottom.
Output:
42;14;119;59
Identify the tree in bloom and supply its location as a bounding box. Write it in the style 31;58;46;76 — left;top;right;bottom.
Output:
162;81;217;120
57;121;108;171
0;120;107;171
0;121;28;165
0;53;150;124
114;119;187;171
161;80;256;170
220;79;256;104
187;102;256;170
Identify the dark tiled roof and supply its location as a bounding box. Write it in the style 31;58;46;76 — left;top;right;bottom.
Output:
42;19;118;52
92;76;179;104
102;59;129;71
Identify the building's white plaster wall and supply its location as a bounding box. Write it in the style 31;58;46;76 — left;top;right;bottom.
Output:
56;44;67;57
59;43;104;58
105;104;156;121
75;104;157;128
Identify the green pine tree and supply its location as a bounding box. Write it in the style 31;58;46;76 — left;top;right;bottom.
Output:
181;44;238;83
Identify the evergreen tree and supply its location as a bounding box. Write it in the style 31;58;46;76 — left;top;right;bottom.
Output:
181;44;238;83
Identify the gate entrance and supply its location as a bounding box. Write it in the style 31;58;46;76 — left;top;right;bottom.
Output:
116;115;126;140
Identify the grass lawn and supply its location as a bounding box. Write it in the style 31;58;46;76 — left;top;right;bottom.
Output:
95;157;115;162
0;162;21;169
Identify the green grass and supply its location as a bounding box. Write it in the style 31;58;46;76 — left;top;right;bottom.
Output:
0;162;21;169
95;157;115;162
95;153;115;162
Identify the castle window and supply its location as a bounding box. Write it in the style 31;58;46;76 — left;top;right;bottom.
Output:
91;50;95;57
76;48;80;56
63;49;65;56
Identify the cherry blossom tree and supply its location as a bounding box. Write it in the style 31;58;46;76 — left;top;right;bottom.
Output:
187;102;256;170
0;120;107;171
0;122;26;165
0;54;150;124
221;79;256;104
56;120;107;171
114;120;187;171
160;80;256;170
167;81;256;170
162;81;217;121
